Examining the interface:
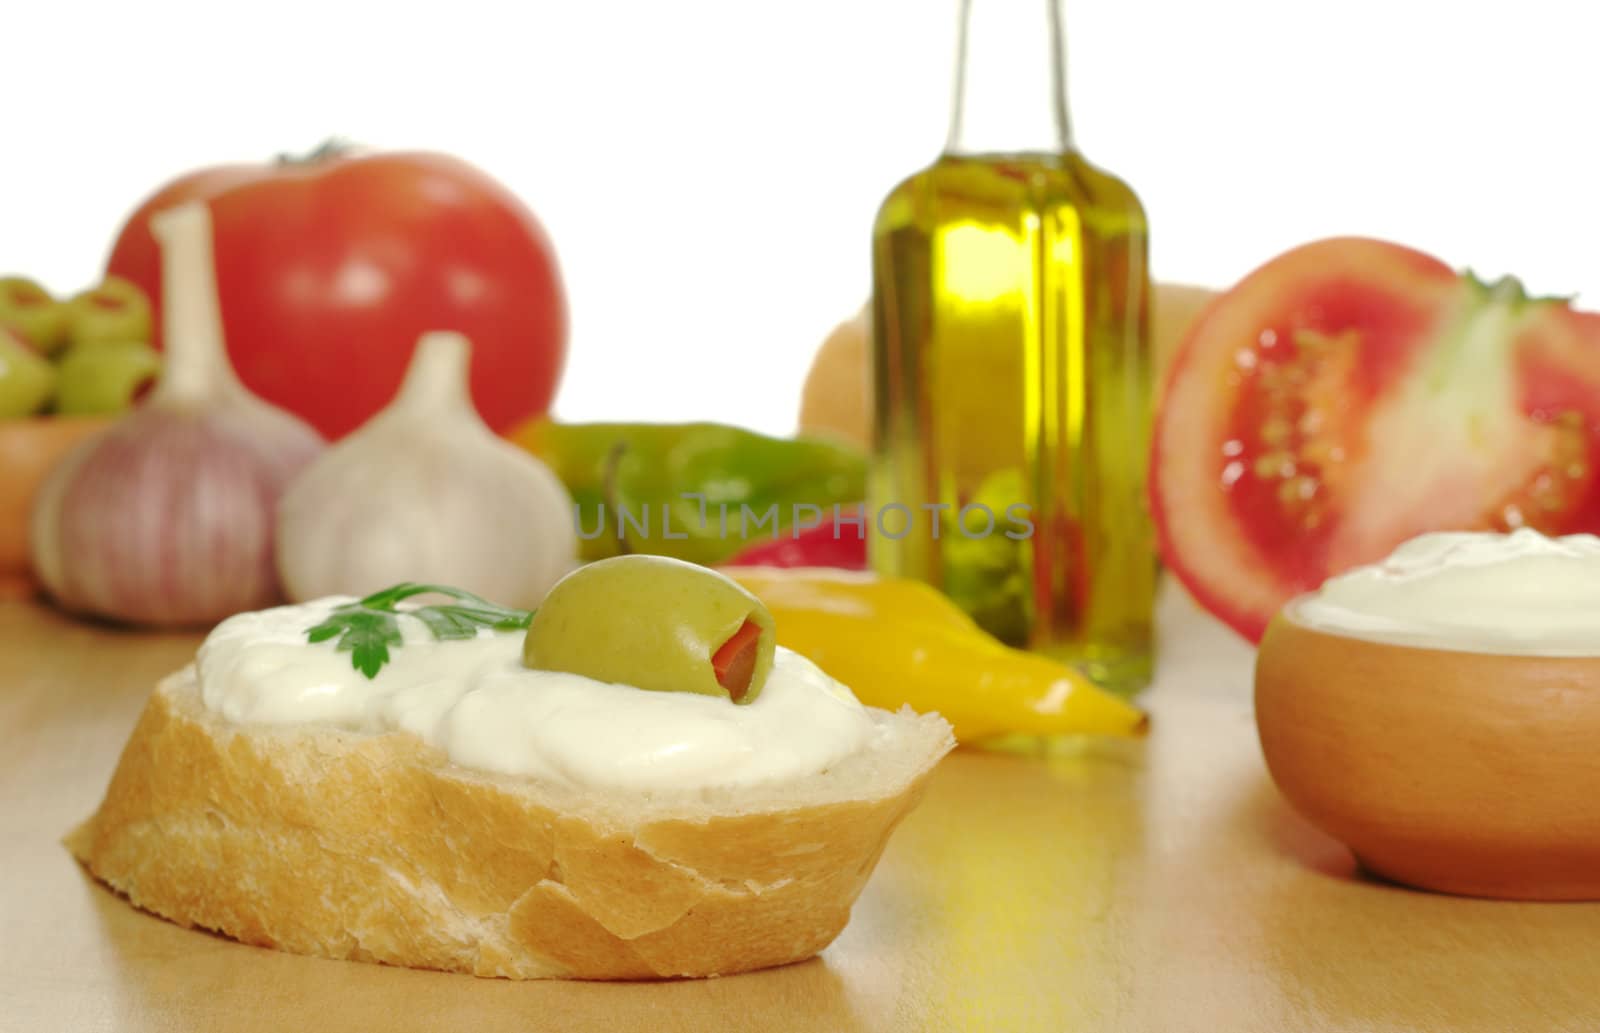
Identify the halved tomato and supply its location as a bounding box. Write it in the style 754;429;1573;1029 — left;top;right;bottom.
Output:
1152;237;1600;642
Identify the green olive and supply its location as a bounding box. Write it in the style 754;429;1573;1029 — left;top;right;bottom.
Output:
55;340;161;415
0;276;68;355
523;555;777;704
0;327;57;417
65;276;152;350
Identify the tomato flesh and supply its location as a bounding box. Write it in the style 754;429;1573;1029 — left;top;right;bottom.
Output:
1218;279;1440;589
1501;331;1600;532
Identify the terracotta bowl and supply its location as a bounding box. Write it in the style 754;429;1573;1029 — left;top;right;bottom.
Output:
0;416;111;599
1255;606;1600;901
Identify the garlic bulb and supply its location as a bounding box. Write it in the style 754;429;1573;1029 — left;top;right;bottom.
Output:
276;331;576;608
30;202;325;627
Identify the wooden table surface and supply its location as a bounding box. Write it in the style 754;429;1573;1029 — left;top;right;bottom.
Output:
3;583;1596;1032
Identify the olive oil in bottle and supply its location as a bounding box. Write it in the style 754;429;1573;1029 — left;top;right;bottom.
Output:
870;0;1154;692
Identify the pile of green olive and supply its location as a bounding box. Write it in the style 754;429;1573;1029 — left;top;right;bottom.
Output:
524;555;777;703
0;275;161;419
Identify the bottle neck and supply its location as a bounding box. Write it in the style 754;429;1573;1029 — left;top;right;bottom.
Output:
944;0;1074;157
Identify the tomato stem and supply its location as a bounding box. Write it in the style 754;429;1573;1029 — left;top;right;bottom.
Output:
275;138;355;167
1462;269;1571;308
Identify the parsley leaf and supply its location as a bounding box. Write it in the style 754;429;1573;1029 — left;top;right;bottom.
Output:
304;583;534;679
306;607;401;679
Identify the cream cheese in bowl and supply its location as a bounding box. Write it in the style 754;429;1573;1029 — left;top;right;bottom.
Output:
1286;528;1600;656
196;597;879;792
1257;527;1600;899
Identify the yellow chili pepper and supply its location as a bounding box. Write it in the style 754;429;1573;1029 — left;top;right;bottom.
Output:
721;566;1148;742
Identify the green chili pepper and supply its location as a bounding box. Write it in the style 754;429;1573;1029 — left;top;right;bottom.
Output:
511;420;866;565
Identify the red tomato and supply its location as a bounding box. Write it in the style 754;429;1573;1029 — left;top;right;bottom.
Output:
1151;237;1600;642
106;147;566;439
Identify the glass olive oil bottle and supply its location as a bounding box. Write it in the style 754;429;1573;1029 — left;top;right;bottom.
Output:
870;0;1153;692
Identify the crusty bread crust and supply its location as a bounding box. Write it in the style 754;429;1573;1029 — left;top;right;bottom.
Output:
66;667;953;979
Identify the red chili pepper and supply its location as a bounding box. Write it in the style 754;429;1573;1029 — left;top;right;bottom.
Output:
722;506;868;570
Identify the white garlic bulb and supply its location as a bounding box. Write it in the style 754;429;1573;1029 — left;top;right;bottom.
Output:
276;331;576;608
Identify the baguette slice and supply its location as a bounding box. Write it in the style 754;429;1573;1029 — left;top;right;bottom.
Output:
67;665;954;979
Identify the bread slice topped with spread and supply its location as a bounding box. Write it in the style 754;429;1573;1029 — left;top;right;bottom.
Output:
67;558;954;979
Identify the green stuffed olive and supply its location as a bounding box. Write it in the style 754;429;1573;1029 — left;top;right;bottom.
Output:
523;555;777;703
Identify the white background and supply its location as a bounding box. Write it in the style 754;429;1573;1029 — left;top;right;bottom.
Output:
5;0;1598;435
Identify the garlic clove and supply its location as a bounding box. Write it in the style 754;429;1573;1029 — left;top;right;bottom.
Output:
276;331;577;610
29;200;325;627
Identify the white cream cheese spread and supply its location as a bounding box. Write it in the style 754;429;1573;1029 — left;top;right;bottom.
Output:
1288;528;1600;655
196;597;879;791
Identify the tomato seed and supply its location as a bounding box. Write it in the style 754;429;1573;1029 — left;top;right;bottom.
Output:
1260;419;1291;446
